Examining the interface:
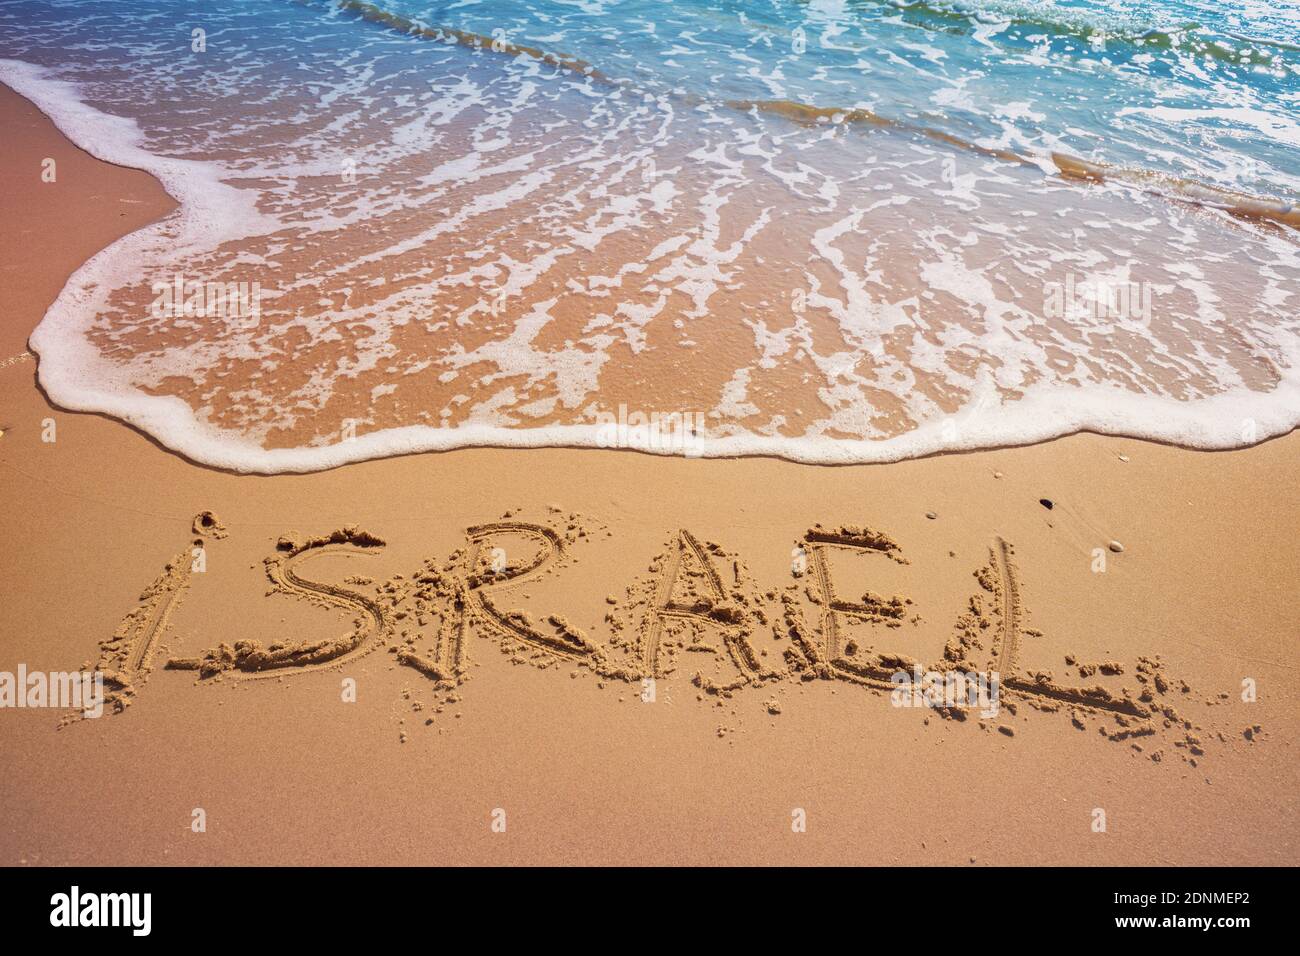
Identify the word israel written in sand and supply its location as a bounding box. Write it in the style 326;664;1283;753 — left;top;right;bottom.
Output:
76;509;1243;763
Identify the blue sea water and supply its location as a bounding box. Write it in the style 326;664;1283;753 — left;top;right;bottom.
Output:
0;0;1297;471
366;0;1300;198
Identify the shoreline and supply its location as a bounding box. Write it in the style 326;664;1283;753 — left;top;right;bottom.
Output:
1;82;1296;866
5;66;1300;474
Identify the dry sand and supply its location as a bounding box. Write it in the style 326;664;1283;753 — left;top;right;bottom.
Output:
1;84;1296;865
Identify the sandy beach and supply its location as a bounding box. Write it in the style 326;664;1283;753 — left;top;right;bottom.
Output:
1;82;1296;867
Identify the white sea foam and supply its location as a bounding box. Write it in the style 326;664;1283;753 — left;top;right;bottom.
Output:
3;3;1299;475
0;57;282;463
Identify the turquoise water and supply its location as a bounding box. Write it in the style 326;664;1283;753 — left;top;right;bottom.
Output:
366;0;1300;198
0;0;1297;471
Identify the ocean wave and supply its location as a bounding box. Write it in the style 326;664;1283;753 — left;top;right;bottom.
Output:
1052;153;1300;228
1;0;1297;474
320;0;1300;231
880;0;1287;64
328;0;612;83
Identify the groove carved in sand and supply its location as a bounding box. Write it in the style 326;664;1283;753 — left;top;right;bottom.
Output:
465;522;600;661
983;538;1148;718
782;526;1174;729
633;530;772;688
87;510;1220;758
794;525;917;686
166;526;389;678
387;513;637;687
82;512;224;715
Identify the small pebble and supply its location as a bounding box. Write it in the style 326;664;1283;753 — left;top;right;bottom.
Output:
1108;540;1124;553
926;511;937;519
1118;454;1129;462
